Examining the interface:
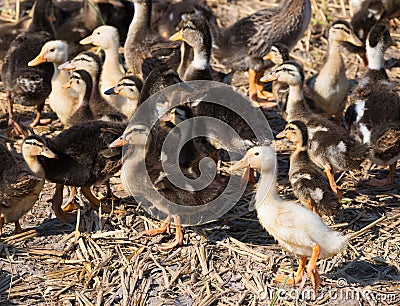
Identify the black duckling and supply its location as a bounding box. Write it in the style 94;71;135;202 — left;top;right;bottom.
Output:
263;61;368;199
155;0;215;39
304;20;362;125
2;0;56;136
104;75;144;119
277;121;341;216
123;0;181;75
31;120;126;222
209;0;311;103
0;138;56;236
262;43;291;112
169;17;234;83
0;16;31;61
345;24;399;186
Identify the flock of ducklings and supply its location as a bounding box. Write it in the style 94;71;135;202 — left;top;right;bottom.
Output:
0;0;399;293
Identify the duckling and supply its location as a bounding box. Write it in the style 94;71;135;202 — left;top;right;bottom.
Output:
58;52;127;122
155;0;214;39
109;66;233;248
230;146;347;292
262;43;291;112
1;0;55;136
262;61;368;198
345;24;399;186
169;17;234;83
28;40;79;126
31;120;126;222
53;0;102;57
0;138;56;236
104;75;144;118
209;0;311;102
276;121;340;216
80;26;131;116
304;20;363;125
0;16;31;61
123;0;181;74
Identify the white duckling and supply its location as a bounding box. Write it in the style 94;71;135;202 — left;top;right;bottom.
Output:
80;25;130;116
231;146;347;292
28;40;79;126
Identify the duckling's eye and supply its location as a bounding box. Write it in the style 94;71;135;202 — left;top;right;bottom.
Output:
254;152;260;156
97;32;100;35
49;48;55;52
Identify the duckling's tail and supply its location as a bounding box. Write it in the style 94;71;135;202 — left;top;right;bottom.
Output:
322;231;347;258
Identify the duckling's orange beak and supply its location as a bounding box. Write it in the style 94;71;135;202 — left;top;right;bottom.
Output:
276;130;287;139
346;33;363;47
80;35;93;45
58;61;75;70
160;112;174;123
169;29;184;42
263;53;272;61
28;53;46;66
62;81;71;89
260;73;278;83
230;156;251;185
41;146;57;159
109;136;127;148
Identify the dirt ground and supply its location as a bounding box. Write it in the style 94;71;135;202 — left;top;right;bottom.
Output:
0;0;399;305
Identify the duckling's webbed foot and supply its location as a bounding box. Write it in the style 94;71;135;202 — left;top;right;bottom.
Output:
62;187;79;212
366;164;396;186
307;244;322;293
51;183;77;223
275;256;307;285
140;216;184;249
30;102;51;127
82;185;126;215
323;166;343;202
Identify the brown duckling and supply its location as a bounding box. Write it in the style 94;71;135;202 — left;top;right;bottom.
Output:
210;0;311;103
0;138;56;236
305;20;362;125
277;121;341;216
345;24;399;186
170;17;234;83
2;0;55;136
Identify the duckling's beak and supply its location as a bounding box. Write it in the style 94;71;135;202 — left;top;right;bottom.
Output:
109;135;127;148
104;86;119;95
169;29;184;42
160;112;174;123
58;61;75;70
80;35;93;45
28;53;46;66
178;82;194;92
260;73;278;83
276;130;287;139
346;33;363;47
62;81;71;89
230;156;251;186
41;147;57;159
263;53;272;61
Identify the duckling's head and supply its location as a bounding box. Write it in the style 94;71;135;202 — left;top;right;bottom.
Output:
104;75;143;101
276;121;308;150
63;70;93;99
80;25;120;49
260;61;304;87
22;135;57;159
170;17;212;51
366;23;397;69
262;43;290;65
230;146;275;173
329;20;362;46
169;105;194;125
28;40;68;66
58;52;101;80
109;124;150;149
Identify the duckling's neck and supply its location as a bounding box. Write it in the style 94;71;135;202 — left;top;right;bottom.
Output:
255;167;280;208
130;1;151;33
23;153;45;179
192;47;210;70
286;84;305;121
103;43;125;76
30;0;55;35
320;40;345;77
366;44;384;70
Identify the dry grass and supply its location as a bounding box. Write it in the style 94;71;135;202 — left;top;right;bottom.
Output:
0;0;399;305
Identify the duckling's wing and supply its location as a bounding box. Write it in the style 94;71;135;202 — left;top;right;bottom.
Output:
0;172;42;206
